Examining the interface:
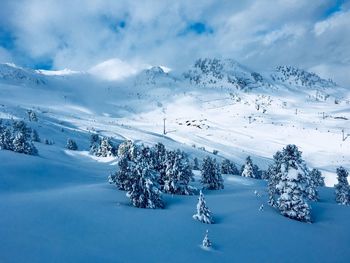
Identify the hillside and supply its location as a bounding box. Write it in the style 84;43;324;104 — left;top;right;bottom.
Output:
0;59;350;263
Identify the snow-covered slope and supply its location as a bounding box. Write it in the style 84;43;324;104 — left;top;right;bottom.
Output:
0;63;47;85
183;58;270;90
271;65;336;89
0;59;350;262
0;59;349;184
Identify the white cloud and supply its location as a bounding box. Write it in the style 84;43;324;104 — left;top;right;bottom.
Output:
0;47;12;63
0;0;349;85
314;10;350;36
89;58;148;81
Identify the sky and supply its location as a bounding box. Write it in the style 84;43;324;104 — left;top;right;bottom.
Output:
0;0;349;85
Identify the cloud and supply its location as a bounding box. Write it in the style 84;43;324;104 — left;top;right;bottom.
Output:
0;47;12;63
0;0;349;85
89;58;148;81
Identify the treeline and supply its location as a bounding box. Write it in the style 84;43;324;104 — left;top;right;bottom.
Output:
0;119;38;155
108;141;224;209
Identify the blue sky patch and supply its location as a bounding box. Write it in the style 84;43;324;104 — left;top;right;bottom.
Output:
179;22;214;36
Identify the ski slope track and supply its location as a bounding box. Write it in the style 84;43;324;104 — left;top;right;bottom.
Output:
0;58;349;263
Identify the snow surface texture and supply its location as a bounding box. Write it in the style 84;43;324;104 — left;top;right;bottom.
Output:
0;58;350;262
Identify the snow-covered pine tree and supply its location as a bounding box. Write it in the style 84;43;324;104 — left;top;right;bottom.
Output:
27;110;38;122
305;172;319;201
95;137;114;157
89;134;100;155
31;129;40;142
310;168;325;187
201;156;224;190
109;154;133;190
12;131;38;155
193;190;214;224
253;164;262;179
0;120;12;150
66;138;78;150
193;157;200;170
117;140;133;159
163;150;195;195
151;142;167;185
0;121;4;149
275;145;311;222
130;142;142;160
126;157;164;209
259;204;264;211
116;140;141;161
305;168;324;201
11;120;37;155
241;156;254;178
276;163;311;222
139;145;154;165
202;230;212;248
267;149;292;207
335;166;350;205
221;159;239;175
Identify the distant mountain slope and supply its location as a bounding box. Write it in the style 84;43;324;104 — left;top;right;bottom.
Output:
183;58;270;90
271;65;336;89
0;63;47;85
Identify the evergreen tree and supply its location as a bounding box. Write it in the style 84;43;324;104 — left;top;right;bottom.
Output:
31;129;40;142
0;121;12;150
193;190;214;224
193;157;200;170
89;134;100;154
201;156;224;190
109;154;133;191
117;140;133;159
27;110;38;122
0;121;4;149
95;137;114;157
335;166;350;205
66;138;78;150
202;230;212;248
12;132;38;155
305;174;319;201
126;157;164;209
310;168;325;187
267;151;284;207
271;145;311;221
253;164;262;179
151;142;167;185
11;120;37;155
276;162;311;222
117;140;140;161
163;150;195;195
241;156;254;178
221;159;239;175
139;145;154;164
305;168;323;201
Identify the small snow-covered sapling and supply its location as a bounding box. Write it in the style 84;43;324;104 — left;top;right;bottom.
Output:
259;204;264;211
202;230;211;248
193;190;214;224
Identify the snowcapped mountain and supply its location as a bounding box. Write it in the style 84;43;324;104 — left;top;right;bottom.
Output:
183;58;270;90
0;63;47;85
134;66;177;86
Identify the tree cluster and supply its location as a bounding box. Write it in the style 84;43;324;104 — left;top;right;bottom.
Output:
109;141;197;209
0;119;38;155
267;144;325;222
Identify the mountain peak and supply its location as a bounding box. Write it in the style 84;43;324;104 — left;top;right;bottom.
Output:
183;57;266;90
